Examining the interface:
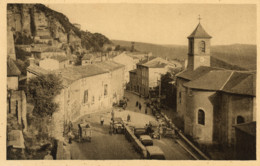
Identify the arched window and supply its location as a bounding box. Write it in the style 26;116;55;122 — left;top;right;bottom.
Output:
237;116;245;124
198;109;205;125
200;41;206;53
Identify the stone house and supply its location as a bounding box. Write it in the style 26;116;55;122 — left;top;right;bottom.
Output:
129;69;138;92
133;57;182;97
27;61;125;140
112;52;137;85
176;22;256;146
39;56;70;70
81;54;94;65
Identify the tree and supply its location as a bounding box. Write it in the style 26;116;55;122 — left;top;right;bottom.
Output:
27;74;63;117
160;72;176;109
114;45;121;51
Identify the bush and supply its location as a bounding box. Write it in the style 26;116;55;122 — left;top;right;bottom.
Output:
27;73;63;117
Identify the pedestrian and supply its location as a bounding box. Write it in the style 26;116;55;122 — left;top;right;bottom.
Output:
127;114;131;122
145;107;148;114
111;110;114;121
100;116;104;126
78;124;82;142
139;103;142;111
136;101;138;107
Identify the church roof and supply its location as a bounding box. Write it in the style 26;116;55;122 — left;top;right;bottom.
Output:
222;72;256;96
176;66;221;81
184;70;233;91
188;23;212;39
183;69;256;96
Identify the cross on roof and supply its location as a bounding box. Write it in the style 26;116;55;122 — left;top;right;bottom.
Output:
198;15;202;22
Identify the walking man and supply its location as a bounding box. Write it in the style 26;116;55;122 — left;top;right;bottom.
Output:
78;124;82;142
139;103;142;111
100;116;104;126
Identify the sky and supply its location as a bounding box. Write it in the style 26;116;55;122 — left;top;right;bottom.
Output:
47;3;256;46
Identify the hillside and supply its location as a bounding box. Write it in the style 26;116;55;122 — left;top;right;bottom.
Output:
112;40;256;70
7;4;111;51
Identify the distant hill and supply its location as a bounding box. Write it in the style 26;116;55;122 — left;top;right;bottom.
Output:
112;40;256;70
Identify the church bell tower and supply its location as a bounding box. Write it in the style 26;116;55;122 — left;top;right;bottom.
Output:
187;17;212;70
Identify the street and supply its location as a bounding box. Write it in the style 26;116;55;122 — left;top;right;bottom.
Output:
70;90;194;160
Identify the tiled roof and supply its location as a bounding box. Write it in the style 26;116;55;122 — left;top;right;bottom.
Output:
54;65;108;86
184;70;233;91
188;23;212;38
94;61;125;72
137;56;157;65
129;69;137;73
49;55;69;62
54;61;124;86
234;122;256;137
183;68;256;96
82;54;93;60
222;72;256;96
7;57;21;76
176;66;221;81
27;65;49;76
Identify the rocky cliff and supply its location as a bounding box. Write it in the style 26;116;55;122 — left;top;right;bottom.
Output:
7;4;111;51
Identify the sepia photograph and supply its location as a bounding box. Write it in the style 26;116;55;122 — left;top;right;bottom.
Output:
3;0;258;163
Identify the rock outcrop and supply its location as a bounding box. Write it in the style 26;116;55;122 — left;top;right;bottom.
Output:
7;4;111;51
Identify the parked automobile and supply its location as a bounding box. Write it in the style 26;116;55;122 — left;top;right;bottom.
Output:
134;127;147;138
146;146;166;160
139;135;153;146
118;99;127;107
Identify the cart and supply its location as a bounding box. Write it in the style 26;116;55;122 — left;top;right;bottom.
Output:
112;117;124;134
80;123;92;142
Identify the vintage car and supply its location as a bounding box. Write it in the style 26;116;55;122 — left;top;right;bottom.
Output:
146;146;165;160
134;126;147;138
139;135;153;146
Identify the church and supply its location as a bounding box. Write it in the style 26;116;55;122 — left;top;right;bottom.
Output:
176;22;256;147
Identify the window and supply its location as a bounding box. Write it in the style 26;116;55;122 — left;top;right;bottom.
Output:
237;116;245;124
179;92;181;104
189;40;193;53
83;90;88;103
92;96;95;104
198;109;205;125
200;41;206;53
104;84;108;96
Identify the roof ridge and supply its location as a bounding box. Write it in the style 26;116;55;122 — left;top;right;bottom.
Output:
220;71;234;90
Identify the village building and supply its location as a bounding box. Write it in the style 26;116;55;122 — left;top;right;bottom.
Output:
112;52;137;86
31;46;66;59
130;57;182;97
81;54;94;65
39;56;70;70
26;61;125;139
176;23;256;147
